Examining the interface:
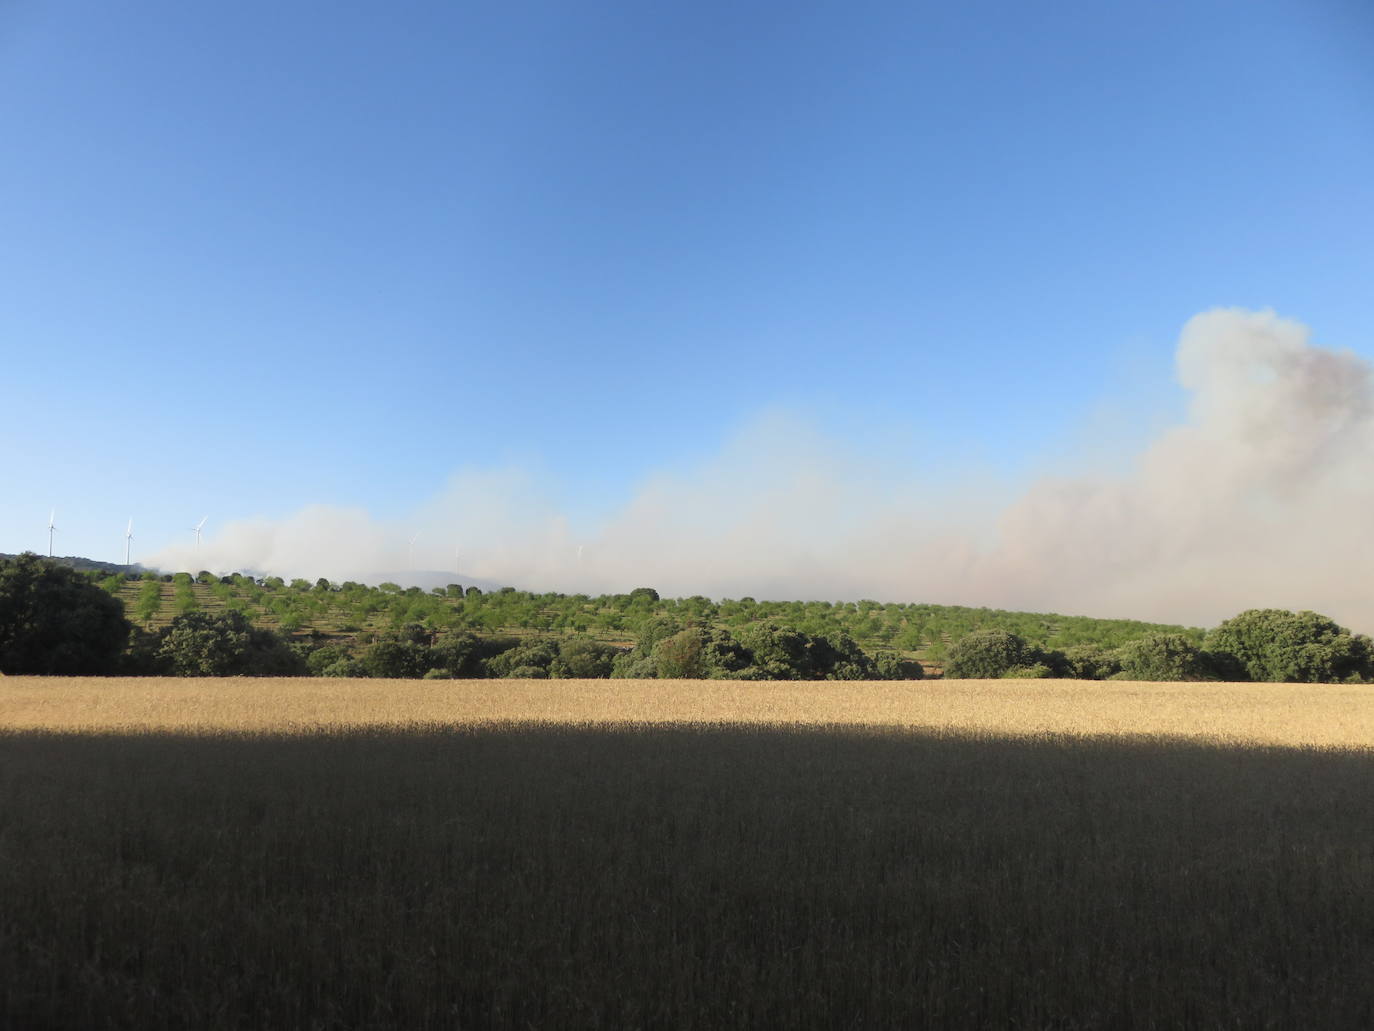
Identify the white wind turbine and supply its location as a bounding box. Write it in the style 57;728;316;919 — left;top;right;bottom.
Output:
192;516;207;551
408;531;420;571
124;519;134;568
47;509;56;557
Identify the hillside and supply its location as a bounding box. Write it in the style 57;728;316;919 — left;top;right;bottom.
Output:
93;566;1203;675
0;553;147;577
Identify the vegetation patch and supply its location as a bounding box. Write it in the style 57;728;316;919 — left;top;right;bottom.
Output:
4;554;1373;683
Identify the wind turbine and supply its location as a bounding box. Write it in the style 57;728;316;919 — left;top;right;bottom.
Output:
192;516;207;550
47;509;56;558
124;519;134;568
408;532;420;571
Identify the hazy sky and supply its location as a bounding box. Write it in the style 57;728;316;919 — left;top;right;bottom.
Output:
3;1;1372;625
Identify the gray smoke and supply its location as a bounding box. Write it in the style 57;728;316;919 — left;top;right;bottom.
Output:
148;309;1374;631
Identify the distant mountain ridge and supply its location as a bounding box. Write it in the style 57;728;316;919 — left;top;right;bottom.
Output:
1;552;509;594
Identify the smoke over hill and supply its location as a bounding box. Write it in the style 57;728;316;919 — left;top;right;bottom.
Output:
148;309;1374;630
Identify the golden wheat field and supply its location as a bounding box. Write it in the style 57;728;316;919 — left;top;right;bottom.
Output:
5;677;1374;1028
3;675;1373;746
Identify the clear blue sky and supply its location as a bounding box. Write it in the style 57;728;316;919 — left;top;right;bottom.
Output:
3;0;1372;592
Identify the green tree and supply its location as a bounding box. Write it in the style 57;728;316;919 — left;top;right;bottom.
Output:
157;610;303;676
1060;644;1122;680
1002;662;1054;679
652;628;707;678
552;638;619;678
613;625;749;679
730;623;876;681
173;579;199;616
303;640;368;677
428;633;484;677
805;631;877;680
944;629;1028;679
1204;609;1374;683
485;639;560;679
0;553;131;675
736;623;816;680
872;651;925;680
1116;633;1211;681
361;638;431;679
136;578;163;624
306;645;349;676
634;615;683;654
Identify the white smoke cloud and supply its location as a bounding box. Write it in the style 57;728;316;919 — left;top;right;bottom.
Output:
147;309;1374;631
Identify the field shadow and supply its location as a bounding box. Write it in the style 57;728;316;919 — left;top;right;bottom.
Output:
1;723;1371;1029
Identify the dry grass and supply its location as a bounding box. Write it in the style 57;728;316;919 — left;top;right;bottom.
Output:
2;675;1372;747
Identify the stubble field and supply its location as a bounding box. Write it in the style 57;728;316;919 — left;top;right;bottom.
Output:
2;677;1372;1028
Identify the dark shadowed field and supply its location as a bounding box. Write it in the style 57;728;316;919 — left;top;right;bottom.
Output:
2;720;1372;1029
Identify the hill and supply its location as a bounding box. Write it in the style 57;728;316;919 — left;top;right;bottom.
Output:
0;553;147;577
89;564;1203;675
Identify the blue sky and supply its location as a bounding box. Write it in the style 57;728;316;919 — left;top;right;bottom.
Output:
3;1;1373;618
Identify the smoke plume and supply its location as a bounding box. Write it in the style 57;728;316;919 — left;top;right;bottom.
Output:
148;309;1374;631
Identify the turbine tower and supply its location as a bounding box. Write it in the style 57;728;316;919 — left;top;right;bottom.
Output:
125;519;134;568
47;509;56;558
192;516;207;550
408;532;420;571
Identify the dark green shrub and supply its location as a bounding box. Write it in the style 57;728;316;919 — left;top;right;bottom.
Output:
872;651;924;680
1116;633;1212;682
553;638;619;678
1002;663;1053;679
1204;609;1374;683
485;639;560;678
634;615;683;654
1061;644;1122;680
429;633;484;677
944;629;1028;679
652;629;707;678
362;639;430;679
158;610;304;676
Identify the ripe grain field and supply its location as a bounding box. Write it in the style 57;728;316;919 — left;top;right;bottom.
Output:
2;678;1372;1029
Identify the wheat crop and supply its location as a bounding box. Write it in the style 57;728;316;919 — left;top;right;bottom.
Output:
3;677;1372;1028
2;675;1372;748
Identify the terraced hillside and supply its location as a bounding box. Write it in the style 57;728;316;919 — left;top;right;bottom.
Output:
97;569;1203;674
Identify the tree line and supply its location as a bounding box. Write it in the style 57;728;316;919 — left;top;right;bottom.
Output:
942;615;1374;683
2;553;1371;683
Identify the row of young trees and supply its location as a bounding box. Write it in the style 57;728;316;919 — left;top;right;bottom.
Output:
101;567;1202;660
